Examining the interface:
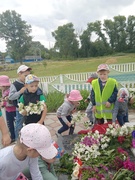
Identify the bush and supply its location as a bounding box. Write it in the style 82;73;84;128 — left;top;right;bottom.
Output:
78;89;90;110
45;91;65;112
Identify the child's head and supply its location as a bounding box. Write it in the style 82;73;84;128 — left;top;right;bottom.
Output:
0;75;10;90
17;65;32;83
67;90;83;105
117;88;129;101
19;123;58;159
86;73;98;84
25;74;39;93
97;64;110;82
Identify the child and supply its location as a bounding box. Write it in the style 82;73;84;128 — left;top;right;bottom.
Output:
23;141;62;180
23;156;58;180
8;65;31;139
85;73;98;125
91;64;118;124
0;123;58;180
18;74;47;125
0;75;16;142
0;110;11;147
56;89;83;136
112;88;129;126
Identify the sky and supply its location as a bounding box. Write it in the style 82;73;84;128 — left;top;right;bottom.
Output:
0;0;135;52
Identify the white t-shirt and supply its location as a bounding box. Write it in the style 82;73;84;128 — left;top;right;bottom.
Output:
0;145;43;180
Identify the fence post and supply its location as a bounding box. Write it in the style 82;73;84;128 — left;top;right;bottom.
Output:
59;74;65;93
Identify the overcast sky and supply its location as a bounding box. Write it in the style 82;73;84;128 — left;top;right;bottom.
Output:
0;0;135;52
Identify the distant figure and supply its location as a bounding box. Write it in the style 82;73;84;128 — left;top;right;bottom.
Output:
0;75;16;143
8;65;31;139
91;64;118;124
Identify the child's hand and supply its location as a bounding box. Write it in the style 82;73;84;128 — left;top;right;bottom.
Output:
20;87;26;94
67;122;71;127
2;133;11;147
71;108;76;114
21;109;27;116
37;120;44;124
92;106;96;113
129;97;135;104
105;102;111;108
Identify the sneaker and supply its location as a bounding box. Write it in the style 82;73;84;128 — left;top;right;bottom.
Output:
55;132;61;137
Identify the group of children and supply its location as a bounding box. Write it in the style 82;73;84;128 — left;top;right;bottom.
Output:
56;63;134;136
0;65;57;180
0;63;134;180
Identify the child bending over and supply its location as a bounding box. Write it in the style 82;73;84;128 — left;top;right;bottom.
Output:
56;90;83;136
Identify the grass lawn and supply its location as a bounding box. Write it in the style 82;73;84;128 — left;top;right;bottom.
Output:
0;53;135;78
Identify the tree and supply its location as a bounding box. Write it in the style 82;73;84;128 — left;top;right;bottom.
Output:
79;29;91;57
0;10;32;63
126;15;135;50
52;23;79;59
27;41;49;59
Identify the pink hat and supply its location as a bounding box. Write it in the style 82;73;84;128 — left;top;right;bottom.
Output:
0;75;10;86
97;64;109;72
67;90;83;101
17;65;32;74
20;123;58;159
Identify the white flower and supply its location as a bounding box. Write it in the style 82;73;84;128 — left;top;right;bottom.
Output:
18;101;45;116
101;143;108;149
72;111;85;124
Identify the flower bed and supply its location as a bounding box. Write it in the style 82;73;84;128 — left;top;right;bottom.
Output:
71;124;135;180
56;123;135;180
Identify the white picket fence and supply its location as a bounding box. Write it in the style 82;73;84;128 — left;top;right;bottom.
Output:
109;62;135;72
10;62;135;94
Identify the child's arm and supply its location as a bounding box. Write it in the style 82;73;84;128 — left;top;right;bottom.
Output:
38;157;58;180
29;158;44;180
107;85;118;104
0;115;11;146
38;95;47;124
38;103;47;124
112;101;119;123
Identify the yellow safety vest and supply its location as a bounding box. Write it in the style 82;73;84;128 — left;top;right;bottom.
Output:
92;78;117;119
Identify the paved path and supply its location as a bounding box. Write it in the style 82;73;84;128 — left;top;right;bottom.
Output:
45;109;135;142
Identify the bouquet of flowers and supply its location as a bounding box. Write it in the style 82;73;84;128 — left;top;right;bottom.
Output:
71;111;85;124
18;101;45;116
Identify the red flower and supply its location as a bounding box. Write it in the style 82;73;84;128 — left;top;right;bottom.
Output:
74;157;83;166
118;136;125;143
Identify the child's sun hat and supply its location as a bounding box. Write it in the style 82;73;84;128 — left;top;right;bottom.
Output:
20;123;58;159
97;64;110;72
0;75;10;86
25;74;40;84
67;90;83;101
17;65;32;74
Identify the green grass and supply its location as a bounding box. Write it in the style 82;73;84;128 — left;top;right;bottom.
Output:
0;53;135;78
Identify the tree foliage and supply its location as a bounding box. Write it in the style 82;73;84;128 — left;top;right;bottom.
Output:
52;23;79;59
0;10;32;62
1;12;135;60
